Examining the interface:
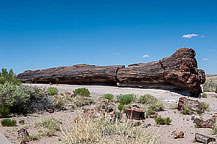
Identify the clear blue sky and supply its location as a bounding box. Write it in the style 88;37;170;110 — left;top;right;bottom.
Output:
0;0;217;74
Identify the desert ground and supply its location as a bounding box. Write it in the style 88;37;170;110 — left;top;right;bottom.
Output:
0;83;216;144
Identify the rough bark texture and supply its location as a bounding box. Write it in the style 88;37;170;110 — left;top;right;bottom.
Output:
17;48;206;96
117;48;206;96
195;133;216;144
178;97;204;112
17;64;125;84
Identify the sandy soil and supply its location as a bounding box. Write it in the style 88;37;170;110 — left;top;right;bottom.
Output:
0;83;217;144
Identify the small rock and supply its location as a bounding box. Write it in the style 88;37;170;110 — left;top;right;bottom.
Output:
17;128;29;138
178;97;204;112
126;108;145;120
143;123;151;128
131;121;142;127
105;104;115;113
172;131;184;139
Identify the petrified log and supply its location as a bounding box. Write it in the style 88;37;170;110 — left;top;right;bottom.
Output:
178;97;204;113
125;108;145;120
195;133;216;144
17;64;125;84
17;48;206;96
117;48;206;96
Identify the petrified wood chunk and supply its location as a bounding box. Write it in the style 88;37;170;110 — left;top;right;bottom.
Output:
125;108;145;120
117;48;206;96
17;64;125;84
17;48;206;96
178;97;204;112
195;133;216;144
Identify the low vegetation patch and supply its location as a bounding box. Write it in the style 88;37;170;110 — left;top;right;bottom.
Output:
0;104;10;117
180;104;194;115
73;88;90;97
0;68;21;85
139;94;164;117
203;76;217;92
47;87;58;95
1;118;16;127
200;93;207;98
19;120;25;125
102;94;114;101
139;94;158;104
201;102;210;111
212;124;217;135
34;118;61;137
117;94;136;105
154;116;172;125
118;103;125;112
61;117;159;144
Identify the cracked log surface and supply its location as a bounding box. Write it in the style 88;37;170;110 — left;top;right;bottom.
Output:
17;48;206;96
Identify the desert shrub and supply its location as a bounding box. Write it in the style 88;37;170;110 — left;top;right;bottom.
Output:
117;94;136;105
201;102;210;111
47;87;58;95
212;124;217;135
1;118;16;126
0;82;52;114
102;94;114;101
139;94;158;105
200;93;207;98
34;118;61;137
139;94;164;112
73;88;90;97
180;104;194;115
0;104;10;117
0;68;21;85
203;77;217;92
154;116;172;125
74;96;94;107
0;82;30;107
19;120;25;125
61;117;159;144
148;101;164;112
53;95;70;110
118;103;125;112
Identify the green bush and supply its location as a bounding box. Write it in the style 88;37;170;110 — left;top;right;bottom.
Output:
200;93;207;98
73;88;90;97
1;118;16;126
102;94;114;101
212;124;217;135
148;101;164;112
0;68;21;85
139;94;158;104
0;104;10;117
118;103;125;112
117;94;136;105
19;120;25;125
154;116;172;125
180;104;194;115
47;87;58;95
201;102;210;111
0;82;30;107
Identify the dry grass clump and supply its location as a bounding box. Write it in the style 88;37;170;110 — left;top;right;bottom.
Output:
203;76;217;92
61;117;159;144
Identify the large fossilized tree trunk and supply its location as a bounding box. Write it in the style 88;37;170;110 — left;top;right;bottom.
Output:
17;64;125;85
117;48;206;96
17;48;206;96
